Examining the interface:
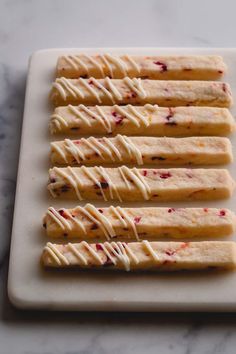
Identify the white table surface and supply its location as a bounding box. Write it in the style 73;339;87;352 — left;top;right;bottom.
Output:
1;0;236;353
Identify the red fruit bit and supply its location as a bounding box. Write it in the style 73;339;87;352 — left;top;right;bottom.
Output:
142;170;147;176
218;70;223;74
127;91;137;99
98;209;103;213
166;108;174;121
112;111;124;125
58;209;69;219
91;223;98;230
180;242;188;250
165;249;175;256
219;210;226;217
153;61;168;72
88;79;94;85
96;244;103;251
134;216;142;224
115;117;124;125
159;172;172;179
203;208;208;212
74;140;81;145
222;83;227;93
168;208;175;213
100;181;109;189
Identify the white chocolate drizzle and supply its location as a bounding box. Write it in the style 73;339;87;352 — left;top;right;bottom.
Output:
83;54;105;77
50;104;153;133
43;241;142;270
91;78;117;103
50;113;69;133
49;166;152;201
95;105;112;132
142;240;159;261
47;207;72;230
62;55;79;70
78;78;101;103
46;204;142;240
95;166;122;202
104;77;123;101
65;139;85;163
61;54;140;78
80;166;107;201
115;206;139;241
55;77;85;100
50;167;83;200
109;242;130;271
85;204;116;239
51;142;68;163
123;77;147;98
117;134;143;165
103;53;128;76
53;135;144;165
68;105;91;126
119;166;151;200
68;242;88;265
81;241;103;265
63;55;89;74
44;242;69;265
124;55;140;75
52;77;148;103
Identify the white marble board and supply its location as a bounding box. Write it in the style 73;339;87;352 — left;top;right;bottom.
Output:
7;48;236;311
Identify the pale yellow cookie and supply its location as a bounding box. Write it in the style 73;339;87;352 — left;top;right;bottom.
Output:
57;54;226;80
47;167;235;201
41;240;236;271
50;78;232;107
49;105;235;136
43;205;236;239
51;136;233;166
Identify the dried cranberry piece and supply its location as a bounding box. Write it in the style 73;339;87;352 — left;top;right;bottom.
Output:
219;210;226;217
167;208;175;213
91;223;98;230
159;172;172;179
134;216;141;224
58;209;69;219
96;244;103;251
153;61;168;72
165;249;175;256
222;83;227;93
151;156;166;161
142;170;147;176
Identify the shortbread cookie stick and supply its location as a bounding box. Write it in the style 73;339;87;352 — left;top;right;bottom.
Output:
41;241;236;271
57;54;226;80
51;136;233;166
43;205;236;239
50;78;232;107
50;105;235;136
48;167;235;201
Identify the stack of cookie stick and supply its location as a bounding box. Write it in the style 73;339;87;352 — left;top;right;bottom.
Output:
41;53;236;271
